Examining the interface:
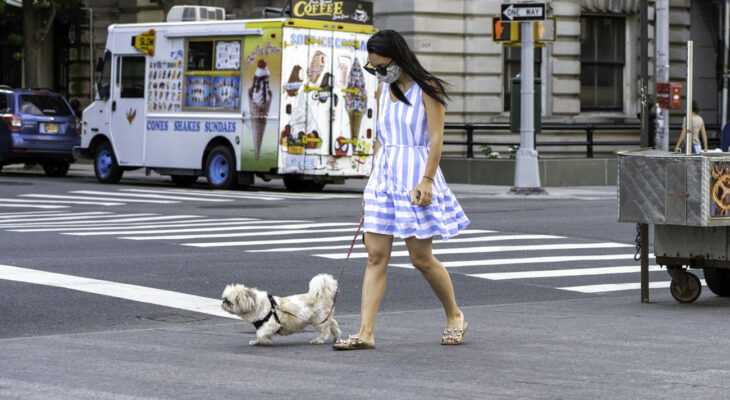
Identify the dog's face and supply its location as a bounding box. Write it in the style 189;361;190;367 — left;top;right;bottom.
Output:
221;284;258;317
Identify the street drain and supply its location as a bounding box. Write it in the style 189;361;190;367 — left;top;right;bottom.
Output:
140;313;208;323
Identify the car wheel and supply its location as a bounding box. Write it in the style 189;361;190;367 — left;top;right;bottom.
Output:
205;145;235;189
94;141;123;183
42;161;70;177
171;174;199;187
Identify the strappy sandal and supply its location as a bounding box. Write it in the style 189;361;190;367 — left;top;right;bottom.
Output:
333;335;375;350
441;321;468;345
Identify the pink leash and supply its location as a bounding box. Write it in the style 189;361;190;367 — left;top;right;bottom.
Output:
277;215;364;326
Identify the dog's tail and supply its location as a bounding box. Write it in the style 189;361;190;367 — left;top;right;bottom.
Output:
308;274;337;300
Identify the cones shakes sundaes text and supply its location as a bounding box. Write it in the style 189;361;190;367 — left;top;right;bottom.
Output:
249;59;272;160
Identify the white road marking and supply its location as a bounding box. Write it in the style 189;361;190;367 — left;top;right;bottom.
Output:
64;220;327;236
0;211;66;218
20;194;178;204
468;265;664;280
119;188;285;201
559;280;707;293
0;203;67;209
248;234;563;253
0;264;236;319
10;218;269;233
0;198;124;206
390;254;656;269
318;242;634;260
128;226;360;241
0;215;201;228
71;190;231;202
0;211;114;223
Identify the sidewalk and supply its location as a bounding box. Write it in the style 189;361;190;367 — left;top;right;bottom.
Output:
1;293;727;399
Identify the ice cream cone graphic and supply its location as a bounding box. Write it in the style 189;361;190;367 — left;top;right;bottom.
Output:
248;59;272;160
344;58;367;144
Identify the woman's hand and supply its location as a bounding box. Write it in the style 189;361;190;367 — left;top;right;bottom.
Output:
414;179;433;207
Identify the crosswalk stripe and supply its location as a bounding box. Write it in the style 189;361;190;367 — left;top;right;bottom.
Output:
0;212;141;226
468;265;664;280
390;254;656;269
10;218;266;232
19;194;178;204
248;234;564;253
71;190;232;202
0;198;124;206
0;203;67;209
0;264;235;319
0;211;65;218
0;211;113;223
119;188;285;201
559;280;707;293
317;242;634;260
0;215;202;228
131;226;360;241
64;220;320;236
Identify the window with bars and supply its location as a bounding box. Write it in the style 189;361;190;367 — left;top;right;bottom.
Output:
503;46;541;112
580;16;625;111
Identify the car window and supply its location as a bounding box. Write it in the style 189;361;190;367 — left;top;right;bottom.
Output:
0;93;9;112
19;95;72;116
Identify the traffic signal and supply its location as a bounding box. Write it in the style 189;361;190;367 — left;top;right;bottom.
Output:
492;17;518;42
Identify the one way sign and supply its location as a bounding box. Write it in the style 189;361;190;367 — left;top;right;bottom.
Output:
501;2;546;22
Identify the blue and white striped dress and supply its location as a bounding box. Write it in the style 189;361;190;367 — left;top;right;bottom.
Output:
363;82;470;240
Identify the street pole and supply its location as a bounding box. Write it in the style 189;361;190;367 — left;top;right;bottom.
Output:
655;0;670;152
640;0;650;303
722;1;729;130
511;20;543;193
686;41;693;156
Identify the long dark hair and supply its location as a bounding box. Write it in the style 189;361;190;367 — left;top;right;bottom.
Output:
366;30;450;107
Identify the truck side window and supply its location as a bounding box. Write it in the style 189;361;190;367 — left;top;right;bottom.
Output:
188;41;213;71
120;56;146;98
99;52;112;100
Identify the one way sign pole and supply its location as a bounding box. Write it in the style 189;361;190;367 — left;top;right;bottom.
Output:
503;2;545;194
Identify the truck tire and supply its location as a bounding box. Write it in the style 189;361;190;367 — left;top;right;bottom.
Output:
42;161;70;177
205;145;235;189
171;175;198;186
93;141;123;183
703;267;730;296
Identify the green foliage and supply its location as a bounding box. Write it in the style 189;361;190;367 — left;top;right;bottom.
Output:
508;145;519;159
8;33;23;45
480;145;500;159
0;2;5;14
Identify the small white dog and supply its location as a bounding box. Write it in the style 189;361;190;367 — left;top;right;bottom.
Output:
221;274;341;346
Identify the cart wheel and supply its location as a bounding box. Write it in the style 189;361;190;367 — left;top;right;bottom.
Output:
703;267;730;296
670;272;702;303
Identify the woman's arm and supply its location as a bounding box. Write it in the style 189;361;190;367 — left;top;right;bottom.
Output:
371;83;383;170
414;86;445;207
701;123;708;151
675;124;687;152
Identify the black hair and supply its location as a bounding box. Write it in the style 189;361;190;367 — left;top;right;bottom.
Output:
692;100;700;113
366;29;450;107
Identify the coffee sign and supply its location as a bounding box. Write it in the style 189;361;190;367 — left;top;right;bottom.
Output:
292;0;373;25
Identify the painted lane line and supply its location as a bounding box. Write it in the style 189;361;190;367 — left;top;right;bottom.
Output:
0;198;124;207
389;254;656;269
118;188;284;202
248;234;564;253
0;203;67;209
559;280;707;293
125;226;360;241
71;190;232;202
0;211;114;223
0;264;235;319
158;188;361;200
317;242;634;260
0;215;201;228
10;218;270;233
468;265;664;280
0;211;73;219
180;229;494;248
69;222;355;237
20;194;178;204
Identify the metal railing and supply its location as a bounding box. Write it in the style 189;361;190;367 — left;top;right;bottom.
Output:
444;122;722;158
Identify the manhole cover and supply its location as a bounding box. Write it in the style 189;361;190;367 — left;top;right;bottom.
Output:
140;314;208;323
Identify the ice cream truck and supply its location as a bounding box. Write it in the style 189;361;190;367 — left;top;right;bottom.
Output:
76;11;378;191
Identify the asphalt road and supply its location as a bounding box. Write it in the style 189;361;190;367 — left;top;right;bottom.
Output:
1;163;728;399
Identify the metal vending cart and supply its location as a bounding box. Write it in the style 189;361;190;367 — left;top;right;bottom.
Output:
618;149;730;302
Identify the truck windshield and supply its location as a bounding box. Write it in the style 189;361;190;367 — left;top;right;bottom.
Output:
19;95;72;116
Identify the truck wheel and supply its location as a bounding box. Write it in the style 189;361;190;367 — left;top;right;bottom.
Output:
670;272;702;303
171;175;198;187
42;161;70;177
205;145;235;189
703;267;730;296
94;141;123;183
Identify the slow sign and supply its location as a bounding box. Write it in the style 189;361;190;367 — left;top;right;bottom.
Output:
132;29;155;56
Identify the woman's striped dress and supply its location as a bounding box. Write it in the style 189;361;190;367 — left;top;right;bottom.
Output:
362;82;469;240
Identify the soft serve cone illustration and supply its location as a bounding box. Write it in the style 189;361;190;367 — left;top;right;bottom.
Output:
248;59;272;159
345;57;367;143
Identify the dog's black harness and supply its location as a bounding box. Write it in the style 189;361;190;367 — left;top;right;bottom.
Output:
252;295;281;330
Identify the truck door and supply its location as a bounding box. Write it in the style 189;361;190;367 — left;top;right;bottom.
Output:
332;31;376;161
110;55;146;165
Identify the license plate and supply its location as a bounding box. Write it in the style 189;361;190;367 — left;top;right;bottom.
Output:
44;124;58;133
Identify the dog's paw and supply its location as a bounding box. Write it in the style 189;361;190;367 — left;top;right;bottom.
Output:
310;337;326;344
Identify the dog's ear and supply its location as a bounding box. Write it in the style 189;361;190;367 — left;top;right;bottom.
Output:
235;287;256;312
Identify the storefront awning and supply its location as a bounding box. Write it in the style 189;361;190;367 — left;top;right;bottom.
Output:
581;0;641;14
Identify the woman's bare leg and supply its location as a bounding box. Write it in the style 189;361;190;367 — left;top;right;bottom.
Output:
353;232;393;345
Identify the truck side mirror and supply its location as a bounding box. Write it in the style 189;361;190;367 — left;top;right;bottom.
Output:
96;82;110;101
95;57;104;72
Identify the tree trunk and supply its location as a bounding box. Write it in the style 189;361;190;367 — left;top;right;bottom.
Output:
22;0;40;88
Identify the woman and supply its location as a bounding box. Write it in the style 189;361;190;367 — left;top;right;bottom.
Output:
675;101;708;153
333;30;470;350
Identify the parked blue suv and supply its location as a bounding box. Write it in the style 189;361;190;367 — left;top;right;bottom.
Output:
0;86;80;176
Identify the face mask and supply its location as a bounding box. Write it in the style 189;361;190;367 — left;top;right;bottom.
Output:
376;64;401;84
